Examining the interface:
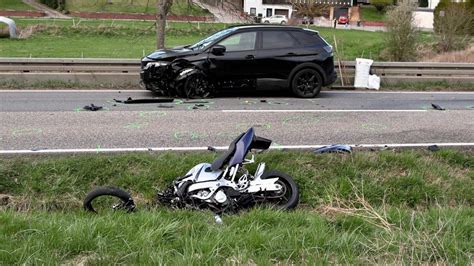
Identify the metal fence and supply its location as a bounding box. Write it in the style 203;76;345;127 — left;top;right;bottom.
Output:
0;58;473;86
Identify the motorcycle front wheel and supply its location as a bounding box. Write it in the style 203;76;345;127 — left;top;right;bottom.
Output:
83;186;136;214
261;171;299;210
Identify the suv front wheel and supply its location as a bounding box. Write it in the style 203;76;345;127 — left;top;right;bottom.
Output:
291;68;323;98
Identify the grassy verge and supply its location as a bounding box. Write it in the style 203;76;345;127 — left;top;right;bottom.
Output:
0;18;386;60
0;150;472;264
0;0;34;11
380;81;474;91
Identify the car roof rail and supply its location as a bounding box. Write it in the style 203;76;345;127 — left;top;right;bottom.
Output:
226;24;302;29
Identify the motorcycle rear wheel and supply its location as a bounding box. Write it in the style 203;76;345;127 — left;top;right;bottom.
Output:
83;186;136;214
261;170;299;210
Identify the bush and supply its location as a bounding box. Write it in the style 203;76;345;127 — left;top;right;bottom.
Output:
371;0;392;11
433;0;473;51
384;1;418;61
39;0;65;10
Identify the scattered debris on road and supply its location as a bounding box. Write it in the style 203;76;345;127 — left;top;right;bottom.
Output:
431;103;445;111
114;97;174;104
315;144;352;154
191;104;207;109
83;104;103;111
183;100;209;104
157;104;174;108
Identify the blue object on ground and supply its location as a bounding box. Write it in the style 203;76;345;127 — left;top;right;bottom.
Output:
314;144;352;154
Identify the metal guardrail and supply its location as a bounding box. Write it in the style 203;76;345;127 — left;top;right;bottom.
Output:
0;58;473;85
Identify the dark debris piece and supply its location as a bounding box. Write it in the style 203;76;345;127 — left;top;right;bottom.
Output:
427;145;440;152
431;103;445;111
314;144;352;154
83;104;103;111
114;97;174;104
157;104;174;108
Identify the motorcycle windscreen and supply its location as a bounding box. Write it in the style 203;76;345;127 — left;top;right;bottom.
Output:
228;128;255;167
251;136;272;150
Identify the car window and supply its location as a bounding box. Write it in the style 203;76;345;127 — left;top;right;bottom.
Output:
218;32;257;52
289;31;326;47
188;28;237;50
262;31;297;49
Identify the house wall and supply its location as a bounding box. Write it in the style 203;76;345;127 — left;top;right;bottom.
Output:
244;0;293;17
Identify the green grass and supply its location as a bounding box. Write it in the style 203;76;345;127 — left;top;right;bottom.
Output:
0;149;472;264
1;207;472;264
0;0;34;11
0;18;387;60
65;0;211;16
360;5;386;22
381;80;474;91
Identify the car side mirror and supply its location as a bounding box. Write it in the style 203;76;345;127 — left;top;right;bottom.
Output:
211;45;226;56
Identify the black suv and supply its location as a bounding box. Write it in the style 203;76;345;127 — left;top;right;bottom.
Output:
140;25;336;98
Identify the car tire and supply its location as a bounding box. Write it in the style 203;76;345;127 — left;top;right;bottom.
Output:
264;21;270;23
281;21;286;25
184;73;212;99
291;68;323;98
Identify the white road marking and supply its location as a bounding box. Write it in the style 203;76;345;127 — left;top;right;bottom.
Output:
1;143;472;154
222;110;428;113
0;90;143;93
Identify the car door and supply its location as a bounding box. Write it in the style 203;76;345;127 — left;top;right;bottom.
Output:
255;29;300;79
207;31;258;79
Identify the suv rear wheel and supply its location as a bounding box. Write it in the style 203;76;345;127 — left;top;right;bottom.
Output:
291;68;322;98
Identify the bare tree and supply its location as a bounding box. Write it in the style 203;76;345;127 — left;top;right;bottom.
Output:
384;1;418;61
293;3;330;18
435;4;473;52
156;0;173;49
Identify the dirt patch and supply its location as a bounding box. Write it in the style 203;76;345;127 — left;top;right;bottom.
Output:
0;10;46;17
363;21;385;26
62;253;98;266
0;194;12;206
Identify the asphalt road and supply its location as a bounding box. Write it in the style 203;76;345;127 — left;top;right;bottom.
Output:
1;90;473;151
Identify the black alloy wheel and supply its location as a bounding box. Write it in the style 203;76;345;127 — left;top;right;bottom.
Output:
184;74;212;99
291;68;323;98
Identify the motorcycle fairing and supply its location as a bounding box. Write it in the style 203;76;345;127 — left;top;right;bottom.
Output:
211;128;272;171
185;163;222;182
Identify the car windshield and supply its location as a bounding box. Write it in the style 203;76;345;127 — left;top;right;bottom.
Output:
188;28;237;50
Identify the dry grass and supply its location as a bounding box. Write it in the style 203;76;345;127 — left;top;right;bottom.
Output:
421;45;474;63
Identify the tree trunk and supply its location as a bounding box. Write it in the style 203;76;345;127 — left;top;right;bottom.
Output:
156;0;166;49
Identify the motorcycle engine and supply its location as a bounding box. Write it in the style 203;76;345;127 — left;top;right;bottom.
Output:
213;190;228;204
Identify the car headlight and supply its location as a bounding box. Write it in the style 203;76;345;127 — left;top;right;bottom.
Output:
144;61;169;70
323;45;333;56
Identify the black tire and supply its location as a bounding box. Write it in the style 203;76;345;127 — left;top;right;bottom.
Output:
83;186;135;213
261;170;299;210
290;68;323;98
281;21;286;25
184;73;212;99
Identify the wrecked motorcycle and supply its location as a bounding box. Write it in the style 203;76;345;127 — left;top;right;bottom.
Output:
83;128;299;215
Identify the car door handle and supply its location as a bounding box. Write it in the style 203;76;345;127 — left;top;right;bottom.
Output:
245;55;255;60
